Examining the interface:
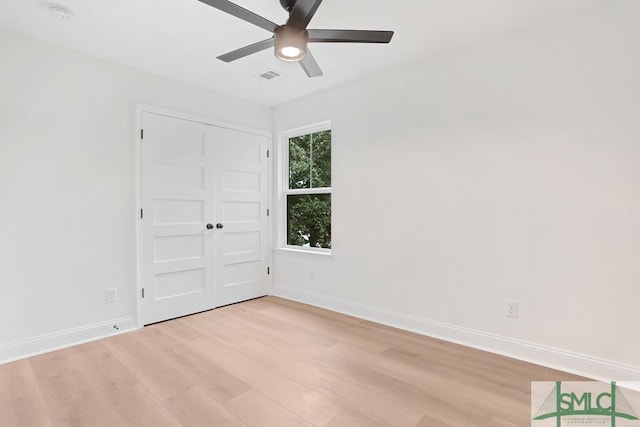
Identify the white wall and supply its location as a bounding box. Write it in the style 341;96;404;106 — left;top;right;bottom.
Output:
272;1;640;379
0;28;271;361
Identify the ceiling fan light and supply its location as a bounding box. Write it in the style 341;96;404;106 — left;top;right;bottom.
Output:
282;46;301;56
274;25;308;62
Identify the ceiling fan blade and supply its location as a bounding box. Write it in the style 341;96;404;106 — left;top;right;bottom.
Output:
217;38;275;62
299;49;323;78
287;0;322;29
308;29;394;43
197;0;278;33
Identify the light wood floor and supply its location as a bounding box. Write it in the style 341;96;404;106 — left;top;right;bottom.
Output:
0;296;583;426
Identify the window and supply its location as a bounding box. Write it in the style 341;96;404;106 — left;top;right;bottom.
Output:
284;127;331;251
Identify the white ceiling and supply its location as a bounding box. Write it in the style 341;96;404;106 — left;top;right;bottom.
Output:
0;0;603;106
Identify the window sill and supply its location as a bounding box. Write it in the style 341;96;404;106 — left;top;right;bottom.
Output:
273;248;335;262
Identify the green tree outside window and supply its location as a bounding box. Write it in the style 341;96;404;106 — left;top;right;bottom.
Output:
287;130;331;249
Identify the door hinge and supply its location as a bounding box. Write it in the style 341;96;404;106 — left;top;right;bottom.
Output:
141;288;145;298
266;149;270;158
267;267;270;275
140;208;144;219
140;129;144;140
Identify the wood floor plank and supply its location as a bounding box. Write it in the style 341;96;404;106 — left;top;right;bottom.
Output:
0;359;51;427
488;417;519;427
28;344;125;426
327;341;531;424
245;303;392;353
414;414;454;427
231;339;426;427
161;387;247;426
313;348;494;426
103;325;250;403
219;304;339;350
543;367;586;380
224;389;313;427
380;345;542;395
324;410;382;427
179;334;344;426
29;340;182;427
97;383;184;427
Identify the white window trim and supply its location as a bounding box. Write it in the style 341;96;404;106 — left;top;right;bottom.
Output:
278;121;333;258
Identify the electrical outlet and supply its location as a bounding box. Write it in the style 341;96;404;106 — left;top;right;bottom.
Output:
106;288;117;303
506;301;518;318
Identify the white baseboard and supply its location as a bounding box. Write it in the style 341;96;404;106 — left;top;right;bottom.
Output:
273;286;640;384
0;316;139;364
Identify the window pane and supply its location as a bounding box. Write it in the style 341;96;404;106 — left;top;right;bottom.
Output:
287;194;331;249
289;130;331;189
311;130;331;188
289;135;311;189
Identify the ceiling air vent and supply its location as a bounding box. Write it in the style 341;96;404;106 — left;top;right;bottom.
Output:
256;70;282;82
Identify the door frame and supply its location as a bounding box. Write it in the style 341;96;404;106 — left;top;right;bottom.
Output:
134;104;273;328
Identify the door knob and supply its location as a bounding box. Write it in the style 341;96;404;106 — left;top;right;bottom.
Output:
206;223;214;230
216;223;224;229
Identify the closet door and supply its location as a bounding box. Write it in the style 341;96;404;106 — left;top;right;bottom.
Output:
211;126;270;307
140;111;269;325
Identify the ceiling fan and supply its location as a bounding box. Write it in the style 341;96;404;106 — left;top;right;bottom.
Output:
197;0;394;77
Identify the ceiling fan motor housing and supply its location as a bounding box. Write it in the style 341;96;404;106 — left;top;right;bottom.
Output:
279;0;297;12
274;25;308;61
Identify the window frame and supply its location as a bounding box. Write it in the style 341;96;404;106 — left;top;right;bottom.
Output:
278;121;333;257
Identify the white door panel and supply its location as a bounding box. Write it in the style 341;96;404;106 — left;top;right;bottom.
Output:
212;126;269;307
140;112;269;324
141;112;216;325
